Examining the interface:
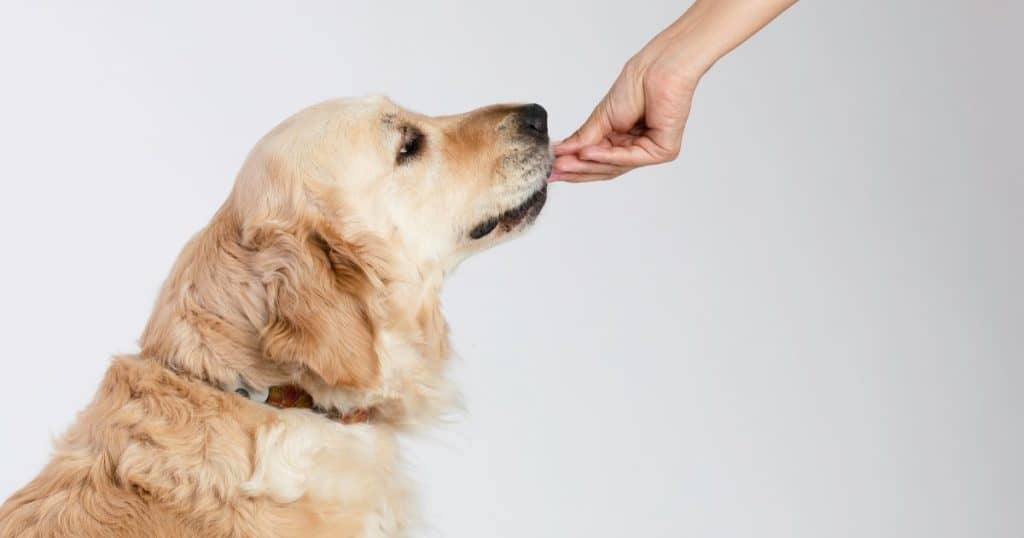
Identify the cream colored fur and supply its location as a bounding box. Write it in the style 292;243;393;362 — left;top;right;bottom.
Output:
0;96;551;537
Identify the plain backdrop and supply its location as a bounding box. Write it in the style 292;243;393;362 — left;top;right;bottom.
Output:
1;2;1021;537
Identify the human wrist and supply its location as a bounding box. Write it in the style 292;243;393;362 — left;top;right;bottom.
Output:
670;0;799;78
633;8;726;89
658;37;716;87
650;0;796;85
628;34;708;94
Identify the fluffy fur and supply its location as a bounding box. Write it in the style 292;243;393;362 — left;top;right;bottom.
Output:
0;96;551;537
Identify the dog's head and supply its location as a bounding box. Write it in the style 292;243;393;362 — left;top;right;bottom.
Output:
142;96;551;420
234;96;550;267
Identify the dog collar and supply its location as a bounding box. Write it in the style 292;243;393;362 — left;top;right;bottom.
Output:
234;384;372;425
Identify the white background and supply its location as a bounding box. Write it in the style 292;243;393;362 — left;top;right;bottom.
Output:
1;2;1021;537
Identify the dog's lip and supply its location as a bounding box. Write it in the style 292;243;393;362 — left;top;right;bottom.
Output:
499;183;546;228
469;183;548;240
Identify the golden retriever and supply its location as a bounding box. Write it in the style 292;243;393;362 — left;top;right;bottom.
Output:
0;96;551;537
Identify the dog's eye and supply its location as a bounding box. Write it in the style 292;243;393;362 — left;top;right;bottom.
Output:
397;128;423;163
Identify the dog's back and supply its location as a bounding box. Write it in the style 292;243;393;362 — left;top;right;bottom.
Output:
0;357;206;537
1;464;185;537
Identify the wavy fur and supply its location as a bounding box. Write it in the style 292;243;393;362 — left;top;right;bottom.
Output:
0;96;550;537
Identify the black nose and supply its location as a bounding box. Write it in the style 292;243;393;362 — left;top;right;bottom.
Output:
517;103;548;138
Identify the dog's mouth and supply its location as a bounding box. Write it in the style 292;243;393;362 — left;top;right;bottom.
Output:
469;184;548;240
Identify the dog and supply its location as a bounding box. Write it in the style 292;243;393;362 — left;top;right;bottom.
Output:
0;96;552;537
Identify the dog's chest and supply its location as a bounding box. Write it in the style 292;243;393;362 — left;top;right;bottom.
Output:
240;412;409;537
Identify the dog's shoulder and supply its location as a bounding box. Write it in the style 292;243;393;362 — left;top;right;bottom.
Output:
0;356;409;537
0;356;257;537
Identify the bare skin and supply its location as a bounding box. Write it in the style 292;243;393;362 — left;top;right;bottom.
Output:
551;0;798;183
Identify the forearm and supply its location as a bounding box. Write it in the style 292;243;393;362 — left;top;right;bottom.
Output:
640;0;798;81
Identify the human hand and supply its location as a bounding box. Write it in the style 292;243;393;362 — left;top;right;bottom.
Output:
550;0;798;183
551;50;699;183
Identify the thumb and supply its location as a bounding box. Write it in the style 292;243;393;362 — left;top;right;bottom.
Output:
553;100;612;156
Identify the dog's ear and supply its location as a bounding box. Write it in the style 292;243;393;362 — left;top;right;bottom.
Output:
249;218;380;389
